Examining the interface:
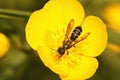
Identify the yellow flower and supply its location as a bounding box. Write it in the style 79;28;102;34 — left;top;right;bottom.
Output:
25;0;107;80
107;42;120;53
0;33;10;58
103;3;120;33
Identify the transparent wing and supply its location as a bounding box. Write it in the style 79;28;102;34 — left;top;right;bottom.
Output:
64;19;74;42
70;32;90;47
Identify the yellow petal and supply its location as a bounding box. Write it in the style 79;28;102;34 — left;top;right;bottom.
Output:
103;3;120;33
59;56;98;80
79;16;108;57
43;0;85;25
37;46;98;80
60;56;98;80
0;33;10;58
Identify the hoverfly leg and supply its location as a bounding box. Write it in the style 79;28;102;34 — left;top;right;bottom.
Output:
67;51;69;55
73;45;76;48
50;48;57;52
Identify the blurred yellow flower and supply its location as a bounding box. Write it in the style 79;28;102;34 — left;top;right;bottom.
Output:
0;33;10;58
107;42;120;53
26;0;107;80
103;3;120;33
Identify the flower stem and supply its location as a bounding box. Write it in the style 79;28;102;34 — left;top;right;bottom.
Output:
0;8;32;18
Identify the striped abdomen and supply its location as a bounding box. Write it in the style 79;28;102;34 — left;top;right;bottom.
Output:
70;26;82;41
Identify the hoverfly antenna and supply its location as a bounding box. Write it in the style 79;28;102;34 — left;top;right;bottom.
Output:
50;48;57;52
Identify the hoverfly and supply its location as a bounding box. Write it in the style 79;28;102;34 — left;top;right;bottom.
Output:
57;19;90;57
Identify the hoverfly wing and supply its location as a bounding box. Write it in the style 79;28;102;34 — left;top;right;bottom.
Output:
64;19;74;42
70;32;90;47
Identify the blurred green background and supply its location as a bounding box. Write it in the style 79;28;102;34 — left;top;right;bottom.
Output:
0;0;120;80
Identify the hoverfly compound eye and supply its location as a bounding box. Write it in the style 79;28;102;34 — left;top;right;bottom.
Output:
57;47;65;56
